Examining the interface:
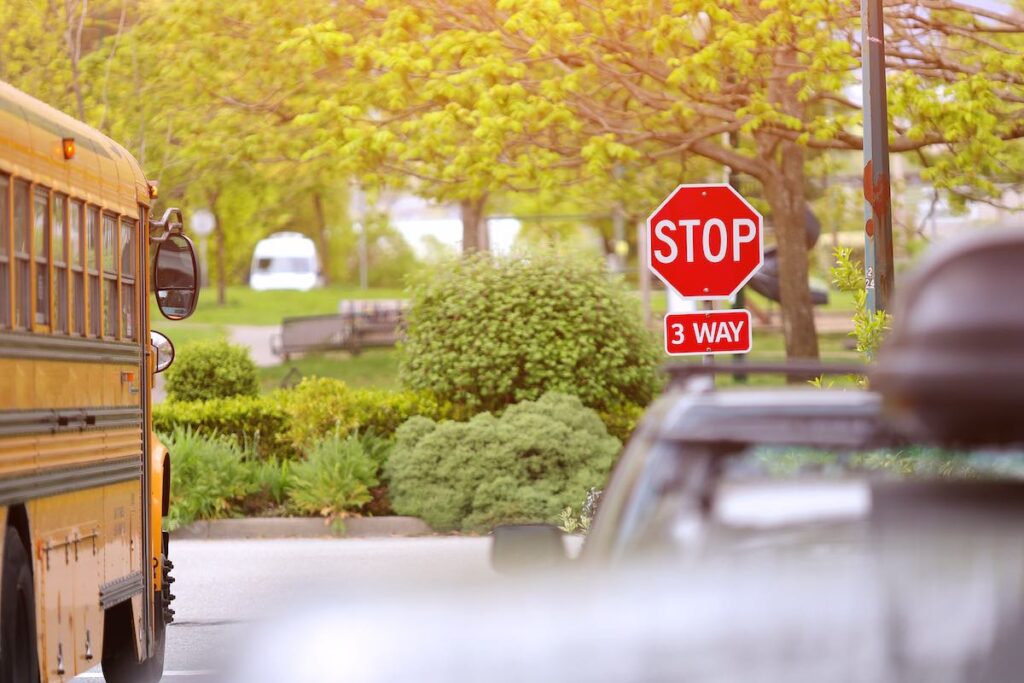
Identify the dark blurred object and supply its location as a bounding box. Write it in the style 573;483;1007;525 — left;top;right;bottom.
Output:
872;229;1024;444
491;524;567;573
748;207;828;306
269;299;408;360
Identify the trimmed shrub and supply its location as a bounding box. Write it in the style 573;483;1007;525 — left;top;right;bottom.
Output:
162;427;259;530
153;394;291;459
287;435;379;519
165;339;259;402
386;392;621;532
400;252;659;414
598;403;646;443
282;377;452;452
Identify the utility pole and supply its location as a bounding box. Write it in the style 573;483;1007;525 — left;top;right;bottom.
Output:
862;0;895;313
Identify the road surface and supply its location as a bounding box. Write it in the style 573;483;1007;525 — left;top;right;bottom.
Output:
74;537;494;682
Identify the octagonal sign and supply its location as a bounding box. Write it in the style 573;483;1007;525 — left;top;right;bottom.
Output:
647;184;764;300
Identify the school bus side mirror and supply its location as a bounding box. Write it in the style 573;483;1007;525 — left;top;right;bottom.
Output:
151;330;175;373
154;234;200;321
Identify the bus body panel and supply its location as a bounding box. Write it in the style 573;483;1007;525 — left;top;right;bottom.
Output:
0;80;165;681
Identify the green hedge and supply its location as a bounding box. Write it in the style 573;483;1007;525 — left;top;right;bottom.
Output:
154;378;454;459
154;394;290;459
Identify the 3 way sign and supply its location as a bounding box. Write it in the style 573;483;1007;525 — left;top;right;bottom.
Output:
647;184;764;356
665;310;752;356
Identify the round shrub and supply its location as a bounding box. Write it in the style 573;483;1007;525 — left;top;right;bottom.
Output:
386;392;621;532
165;339;259;402
400;252;659;414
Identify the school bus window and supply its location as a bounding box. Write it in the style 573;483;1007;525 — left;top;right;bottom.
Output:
33;187;50;326
120;217;136;340
86;206;100;336
53;193;69;334
102;213;118;337
0;174;9;328
70;199;85;335
13;179;30;329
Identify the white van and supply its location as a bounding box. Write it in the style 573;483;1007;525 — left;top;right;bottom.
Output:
249;232;323;291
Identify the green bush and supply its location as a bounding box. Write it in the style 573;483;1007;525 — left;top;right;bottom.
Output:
153;394;291;459
287;434;380;519
400;252;659;414
386;392;620;532
162;427;259;530
282;377;452;451
165;339;259;402
598;403;646;443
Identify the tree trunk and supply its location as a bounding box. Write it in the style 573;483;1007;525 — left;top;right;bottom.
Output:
760;44;819;366
460;196;487;253
764;155;819;362
212;206;226;306
311;191;331;284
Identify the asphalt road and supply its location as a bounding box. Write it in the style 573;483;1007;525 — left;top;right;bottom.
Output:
74;537;495;682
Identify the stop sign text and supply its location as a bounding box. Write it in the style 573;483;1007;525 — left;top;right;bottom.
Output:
647;184;763;299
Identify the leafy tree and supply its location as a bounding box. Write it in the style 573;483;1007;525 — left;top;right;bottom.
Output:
288;0;1024;359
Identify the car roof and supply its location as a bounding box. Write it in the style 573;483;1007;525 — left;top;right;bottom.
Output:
650;382;887;450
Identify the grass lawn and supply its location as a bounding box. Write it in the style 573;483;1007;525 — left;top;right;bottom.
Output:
258;349;402;392
150;284;406;327
157;322;227;348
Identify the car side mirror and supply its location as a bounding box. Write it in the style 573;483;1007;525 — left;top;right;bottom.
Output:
491;524;568;574
154;233;200;320
151;330;175;373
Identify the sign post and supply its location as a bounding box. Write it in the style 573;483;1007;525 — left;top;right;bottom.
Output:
646;184;764;357
189;209;216;288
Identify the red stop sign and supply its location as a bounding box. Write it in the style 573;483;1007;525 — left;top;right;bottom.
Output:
647;184;763;299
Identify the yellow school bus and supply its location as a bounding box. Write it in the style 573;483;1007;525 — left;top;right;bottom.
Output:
0;81;199;682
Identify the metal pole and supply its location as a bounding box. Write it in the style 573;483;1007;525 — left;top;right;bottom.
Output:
357;221;369;290
862;0;895;313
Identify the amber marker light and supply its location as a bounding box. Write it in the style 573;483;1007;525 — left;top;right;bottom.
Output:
62;137;75;160
148;181;159;199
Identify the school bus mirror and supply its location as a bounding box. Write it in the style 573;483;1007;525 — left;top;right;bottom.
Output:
151;330;175;373
154;234;200;321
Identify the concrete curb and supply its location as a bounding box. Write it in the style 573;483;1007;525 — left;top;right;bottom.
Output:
170;516;433;540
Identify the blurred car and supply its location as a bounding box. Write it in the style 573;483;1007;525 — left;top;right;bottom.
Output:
249;231;323;291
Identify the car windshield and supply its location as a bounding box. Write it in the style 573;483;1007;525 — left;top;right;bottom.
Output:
618;442;1024;559
254;256;313;274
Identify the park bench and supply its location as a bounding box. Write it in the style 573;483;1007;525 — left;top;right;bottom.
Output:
270;299;408;360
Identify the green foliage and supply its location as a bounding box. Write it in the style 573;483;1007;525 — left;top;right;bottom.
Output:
165;339;259;402
287;435;380;519
282;377;452;452
153;394;290;460
830;247;892;359
386;392;620;532
401;252;659;414
558;488;602;534
598;403;646;444
162;427;259;530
